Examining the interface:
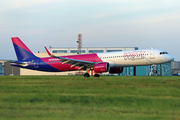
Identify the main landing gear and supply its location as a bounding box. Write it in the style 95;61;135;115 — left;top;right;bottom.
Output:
84;73;90;77
83;73;100;77
84;68;100;77
94;74;100;77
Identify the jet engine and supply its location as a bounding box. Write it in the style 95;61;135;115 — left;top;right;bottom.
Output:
109;67;124;74
94;62;110;73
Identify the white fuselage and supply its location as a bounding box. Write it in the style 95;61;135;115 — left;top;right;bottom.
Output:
97;49;174;67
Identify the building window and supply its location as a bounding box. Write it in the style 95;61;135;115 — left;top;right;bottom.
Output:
89;50;104;53
52;50;67;53
70;50;86;53
107;50;122;52
135;47;138;50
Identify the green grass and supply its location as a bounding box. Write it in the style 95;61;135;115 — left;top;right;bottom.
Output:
0;76;180;120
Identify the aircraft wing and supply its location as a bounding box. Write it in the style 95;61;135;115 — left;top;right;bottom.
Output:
45;47;95;69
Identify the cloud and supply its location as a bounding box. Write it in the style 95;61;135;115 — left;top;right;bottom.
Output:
148;15;180;23
8;0;58;9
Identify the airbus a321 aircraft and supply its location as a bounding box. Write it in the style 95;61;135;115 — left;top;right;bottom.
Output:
11;37;174;77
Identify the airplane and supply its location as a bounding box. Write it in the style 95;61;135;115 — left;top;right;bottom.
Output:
10;37;174;77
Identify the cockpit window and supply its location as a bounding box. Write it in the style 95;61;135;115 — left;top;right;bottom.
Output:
160;52;168;55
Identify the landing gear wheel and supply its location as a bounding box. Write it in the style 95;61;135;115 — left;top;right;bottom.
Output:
94;74;100;77
84;73;90;77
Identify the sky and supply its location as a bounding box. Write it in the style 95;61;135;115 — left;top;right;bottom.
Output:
0;0;180;60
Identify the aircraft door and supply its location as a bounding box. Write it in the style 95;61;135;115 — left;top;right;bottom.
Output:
150;50;155;59
34;59;39;68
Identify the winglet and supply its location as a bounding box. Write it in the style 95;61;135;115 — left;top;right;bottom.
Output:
44;46;52;56
44;46;60;59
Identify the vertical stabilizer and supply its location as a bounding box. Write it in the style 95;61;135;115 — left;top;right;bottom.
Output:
11;37;37;61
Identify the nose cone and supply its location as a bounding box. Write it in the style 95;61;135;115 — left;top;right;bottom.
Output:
167;54;174;62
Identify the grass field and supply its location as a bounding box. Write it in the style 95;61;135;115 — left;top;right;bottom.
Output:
0;75;180;120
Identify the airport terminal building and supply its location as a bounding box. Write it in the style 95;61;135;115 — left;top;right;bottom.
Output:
0;47;174;76
50;47;138;54
0;62;3;75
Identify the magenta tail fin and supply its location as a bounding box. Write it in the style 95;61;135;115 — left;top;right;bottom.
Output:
11;37;37;61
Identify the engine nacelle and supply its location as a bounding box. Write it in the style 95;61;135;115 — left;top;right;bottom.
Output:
94;62;110;73
109;67;124;74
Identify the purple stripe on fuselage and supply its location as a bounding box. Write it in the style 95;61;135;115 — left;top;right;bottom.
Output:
11;58;62;72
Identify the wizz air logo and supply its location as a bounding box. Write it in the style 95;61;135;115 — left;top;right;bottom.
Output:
124;51;146;61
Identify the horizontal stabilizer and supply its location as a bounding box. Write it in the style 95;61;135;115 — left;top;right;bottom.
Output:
11;61;28;67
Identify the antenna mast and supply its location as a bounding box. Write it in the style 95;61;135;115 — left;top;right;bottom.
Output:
77;34;82;54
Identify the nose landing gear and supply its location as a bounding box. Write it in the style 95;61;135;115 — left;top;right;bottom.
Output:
152;65;157;76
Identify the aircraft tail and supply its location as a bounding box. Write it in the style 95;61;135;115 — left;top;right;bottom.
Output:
11;37;37;61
